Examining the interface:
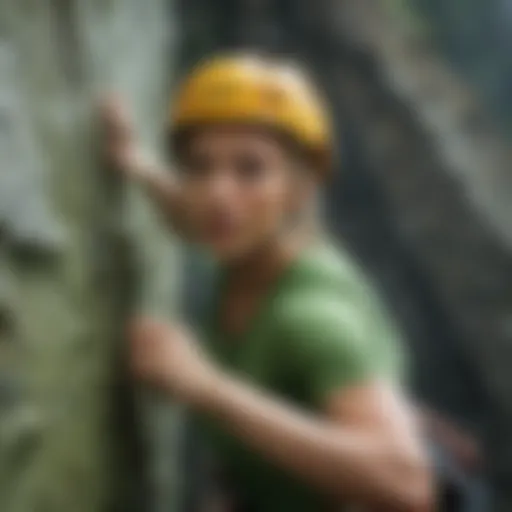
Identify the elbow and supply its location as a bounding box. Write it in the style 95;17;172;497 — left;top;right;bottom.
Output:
389;451;436;512
334;445;435;511
399;477;435;511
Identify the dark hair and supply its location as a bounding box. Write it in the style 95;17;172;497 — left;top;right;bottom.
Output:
169;123;316;175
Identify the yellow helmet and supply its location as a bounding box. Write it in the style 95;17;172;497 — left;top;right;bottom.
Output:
169;53;333;178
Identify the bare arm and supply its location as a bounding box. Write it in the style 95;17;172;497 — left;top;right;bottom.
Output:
196;375;434;511
100;96;187;234
129;313;436;511
132;164;186;233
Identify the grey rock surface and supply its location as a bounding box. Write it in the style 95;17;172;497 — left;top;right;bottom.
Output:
0;1;182;511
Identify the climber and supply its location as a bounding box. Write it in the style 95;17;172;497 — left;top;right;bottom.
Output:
102;53;434;511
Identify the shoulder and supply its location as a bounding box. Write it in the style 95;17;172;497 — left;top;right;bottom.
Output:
274;244;407;384
276;243;385;334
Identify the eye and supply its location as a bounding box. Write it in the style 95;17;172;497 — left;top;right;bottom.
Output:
234;152;267;181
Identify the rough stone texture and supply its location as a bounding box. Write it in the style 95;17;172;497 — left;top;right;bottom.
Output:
412;0;512;131
0;1;181;511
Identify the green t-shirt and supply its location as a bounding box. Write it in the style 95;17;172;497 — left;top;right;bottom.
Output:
198;242;407;511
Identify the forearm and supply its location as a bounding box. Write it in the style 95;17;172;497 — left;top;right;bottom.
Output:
133;163;188;236
198;374;433;510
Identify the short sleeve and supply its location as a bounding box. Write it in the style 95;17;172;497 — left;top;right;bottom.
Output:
280;292;406;403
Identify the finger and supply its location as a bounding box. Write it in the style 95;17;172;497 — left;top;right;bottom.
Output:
99;94;133;139
127;316;171;343
126;316;153;342
98;91;125;114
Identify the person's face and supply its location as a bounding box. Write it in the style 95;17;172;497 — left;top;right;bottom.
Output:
178;127;312;263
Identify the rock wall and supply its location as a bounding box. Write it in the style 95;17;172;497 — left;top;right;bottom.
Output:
0;1;181;511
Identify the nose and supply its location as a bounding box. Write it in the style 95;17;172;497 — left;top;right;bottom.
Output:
205;171;238;204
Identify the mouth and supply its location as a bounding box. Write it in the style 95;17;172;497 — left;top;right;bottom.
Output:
202;214;239;244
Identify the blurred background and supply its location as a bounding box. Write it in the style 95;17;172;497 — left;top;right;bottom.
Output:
0;0;511;511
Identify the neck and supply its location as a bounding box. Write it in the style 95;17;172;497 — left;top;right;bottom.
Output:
225;226;313;291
